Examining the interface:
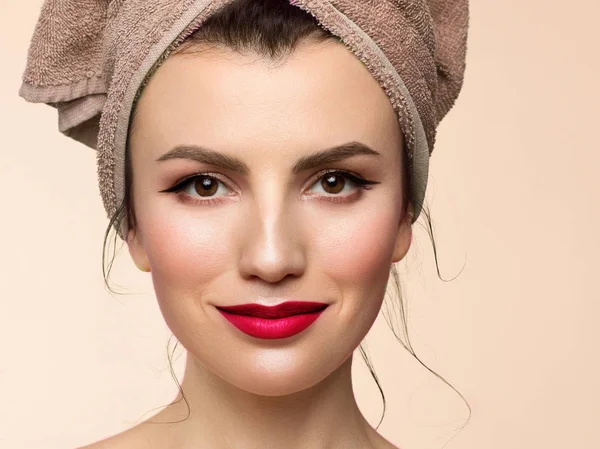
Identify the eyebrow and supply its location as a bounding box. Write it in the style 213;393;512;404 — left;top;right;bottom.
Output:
155;141;382;175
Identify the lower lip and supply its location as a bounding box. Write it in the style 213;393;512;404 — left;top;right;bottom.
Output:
217;309;327;339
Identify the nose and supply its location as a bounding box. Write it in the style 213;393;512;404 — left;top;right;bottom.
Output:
238;199;306;284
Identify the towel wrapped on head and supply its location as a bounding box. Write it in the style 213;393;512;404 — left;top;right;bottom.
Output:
19;0;469;239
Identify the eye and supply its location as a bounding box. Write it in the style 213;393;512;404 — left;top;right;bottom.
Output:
307;170;379;200
181;174;230;198
160;173;233;206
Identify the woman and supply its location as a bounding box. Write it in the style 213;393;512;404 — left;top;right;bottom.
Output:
19;1;469;447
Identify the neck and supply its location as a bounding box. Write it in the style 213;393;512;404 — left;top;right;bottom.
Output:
149;352;380;449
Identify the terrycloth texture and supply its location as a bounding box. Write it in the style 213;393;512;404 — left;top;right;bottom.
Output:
19;0;469;239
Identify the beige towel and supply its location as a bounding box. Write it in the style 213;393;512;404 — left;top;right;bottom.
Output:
19;0;469;239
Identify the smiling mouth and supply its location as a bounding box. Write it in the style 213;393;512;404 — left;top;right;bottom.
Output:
214;301;330;340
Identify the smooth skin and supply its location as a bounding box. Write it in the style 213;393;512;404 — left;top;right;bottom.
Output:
83;38;412;449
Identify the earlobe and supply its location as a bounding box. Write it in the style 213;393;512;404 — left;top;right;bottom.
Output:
391;209;413;264
127;229;151;273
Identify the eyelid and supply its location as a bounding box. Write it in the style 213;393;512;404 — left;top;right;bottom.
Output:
306;168;366;189
160;171;235;194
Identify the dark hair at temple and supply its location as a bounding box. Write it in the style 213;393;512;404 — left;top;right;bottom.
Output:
101;0;470;444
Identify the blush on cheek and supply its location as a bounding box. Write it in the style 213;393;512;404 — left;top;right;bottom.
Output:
141;213;233;290
316;210;398;284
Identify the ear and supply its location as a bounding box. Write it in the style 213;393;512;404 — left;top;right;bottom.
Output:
391;205;413;264
127;228;151;273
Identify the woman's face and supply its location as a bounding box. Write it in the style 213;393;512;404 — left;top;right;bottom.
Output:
127;39;412;395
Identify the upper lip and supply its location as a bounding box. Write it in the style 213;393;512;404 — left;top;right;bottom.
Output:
216;301;329;318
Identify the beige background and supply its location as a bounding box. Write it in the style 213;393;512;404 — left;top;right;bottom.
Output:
1;0;599;448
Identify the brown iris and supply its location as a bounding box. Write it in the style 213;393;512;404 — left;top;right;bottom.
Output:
321;173;345;194
194;176;219;197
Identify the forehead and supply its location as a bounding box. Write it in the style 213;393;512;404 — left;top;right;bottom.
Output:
130;40;401;160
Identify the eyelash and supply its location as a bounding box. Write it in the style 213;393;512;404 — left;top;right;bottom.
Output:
160;169;380;207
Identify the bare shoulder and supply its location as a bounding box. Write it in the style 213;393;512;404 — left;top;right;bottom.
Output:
75;424;163;449
370;432;403;449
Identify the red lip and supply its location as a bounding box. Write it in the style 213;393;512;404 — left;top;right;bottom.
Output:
215;301;328;318
215;301;329;339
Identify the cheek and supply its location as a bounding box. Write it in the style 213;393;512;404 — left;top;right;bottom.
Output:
314;208;398;285
310;204;400;348
138;211;233;296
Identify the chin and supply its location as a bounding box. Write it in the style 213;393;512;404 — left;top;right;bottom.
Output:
225;362;340;397
186;335;354;398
